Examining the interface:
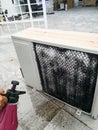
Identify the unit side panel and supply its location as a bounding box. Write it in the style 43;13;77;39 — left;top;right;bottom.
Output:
13;39;42;90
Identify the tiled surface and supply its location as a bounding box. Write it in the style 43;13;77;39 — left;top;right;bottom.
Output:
44;110;92;130
0;7;98;130
63;105;98;130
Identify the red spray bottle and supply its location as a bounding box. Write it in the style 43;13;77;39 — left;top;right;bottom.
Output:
0;80;26;130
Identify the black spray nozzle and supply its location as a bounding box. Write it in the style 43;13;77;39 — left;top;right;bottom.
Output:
11;80;19;91
2;80;26;103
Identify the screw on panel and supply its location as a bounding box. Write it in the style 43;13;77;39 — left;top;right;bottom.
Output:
76;109;82;116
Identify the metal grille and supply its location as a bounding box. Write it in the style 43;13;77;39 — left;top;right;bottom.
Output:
34;43;98;113
0;0;47;37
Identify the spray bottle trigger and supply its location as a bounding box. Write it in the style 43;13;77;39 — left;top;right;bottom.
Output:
0;93;7;97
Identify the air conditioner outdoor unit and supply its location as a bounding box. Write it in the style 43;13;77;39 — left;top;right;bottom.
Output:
12;28;98;119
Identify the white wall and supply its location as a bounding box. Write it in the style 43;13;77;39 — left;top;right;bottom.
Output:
1;0;20;17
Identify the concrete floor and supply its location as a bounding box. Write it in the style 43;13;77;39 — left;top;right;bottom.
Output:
47;6;98;33
0;7;98;130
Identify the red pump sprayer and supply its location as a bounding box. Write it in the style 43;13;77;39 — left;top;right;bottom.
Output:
0;80;26;130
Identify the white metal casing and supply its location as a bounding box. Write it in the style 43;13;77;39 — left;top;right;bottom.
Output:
12;28;98;119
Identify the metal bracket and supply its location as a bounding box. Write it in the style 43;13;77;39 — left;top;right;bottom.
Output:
76;109;82;116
